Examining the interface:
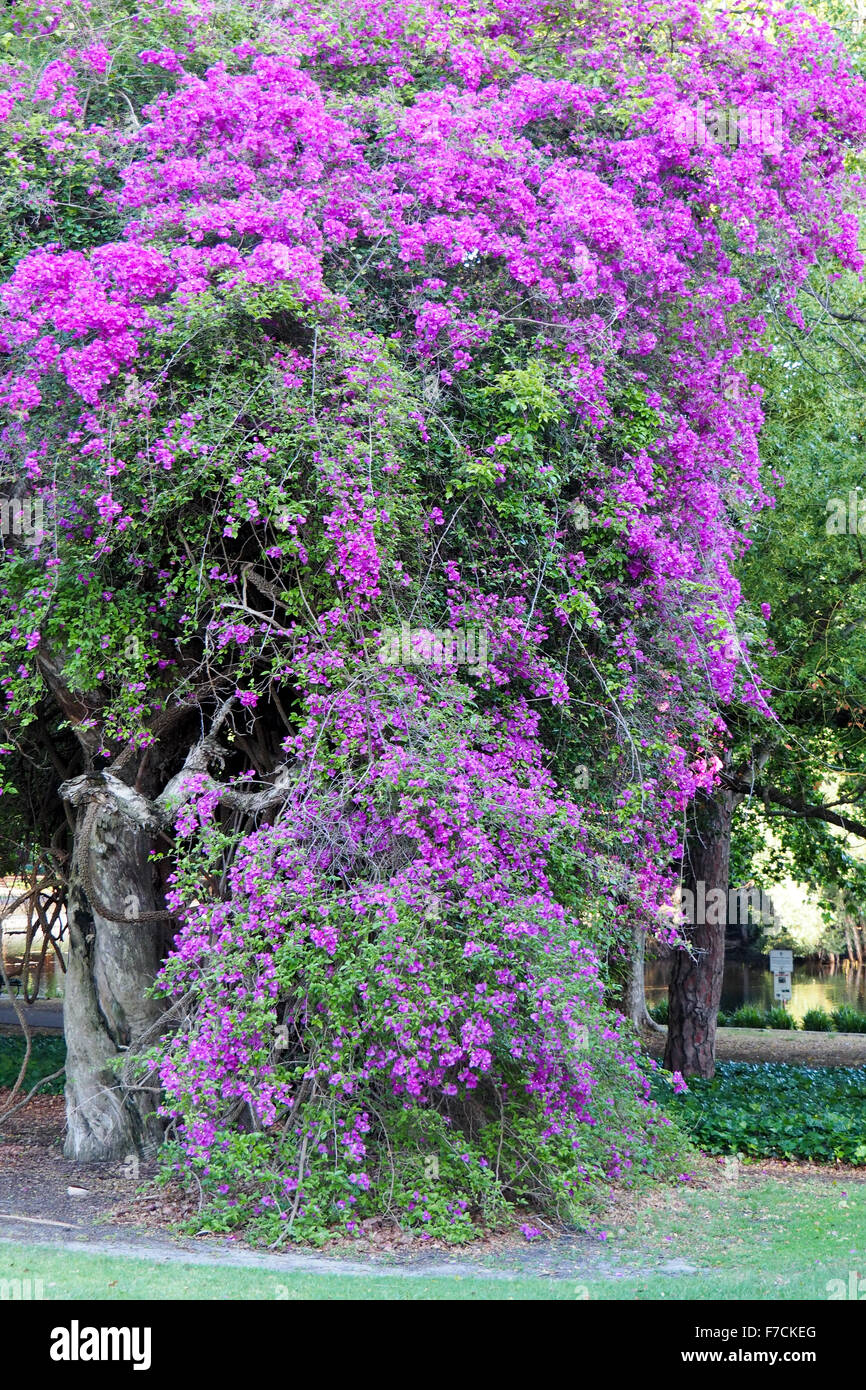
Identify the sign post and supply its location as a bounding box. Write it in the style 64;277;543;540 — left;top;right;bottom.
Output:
769;950;794;1010
772;972;792;1002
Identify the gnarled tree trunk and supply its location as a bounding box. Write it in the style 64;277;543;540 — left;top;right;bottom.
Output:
39;668;279;1162
663;788;733;1079
62;798;168;1161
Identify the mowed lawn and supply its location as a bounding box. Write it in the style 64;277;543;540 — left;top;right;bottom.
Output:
1;1172;864;1299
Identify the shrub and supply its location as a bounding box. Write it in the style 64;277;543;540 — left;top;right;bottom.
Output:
648;998;669;1025
152;739;687;1246
764;1006;799;1030
831;1006;866;1034
802;1008;834;1032
726;1005;767;1029
0;1035;65;1094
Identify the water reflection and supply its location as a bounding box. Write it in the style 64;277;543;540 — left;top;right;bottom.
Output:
1;882;66;999
646;958;866;1022
1;941;64;997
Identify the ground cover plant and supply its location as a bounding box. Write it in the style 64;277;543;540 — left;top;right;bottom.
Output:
656;1061;866;1164
0;1035;65;1094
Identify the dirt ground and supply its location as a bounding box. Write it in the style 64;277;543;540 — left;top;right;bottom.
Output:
0;1088;651;1279
642;1024;866;1067
0;1090;182;1236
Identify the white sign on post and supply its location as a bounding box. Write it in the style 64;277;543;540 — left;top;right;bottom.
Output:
773;972;792;1001
769;949;793;974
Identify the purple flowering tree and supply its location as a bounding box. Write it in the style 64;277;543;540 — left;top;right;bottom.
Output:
0;0;863;1231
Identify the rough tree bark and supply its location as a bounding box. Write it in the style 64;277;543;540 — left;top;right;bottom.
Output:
62;799;168;1160
663;787;733;1079
33;654;172;1160
56;719;293;1161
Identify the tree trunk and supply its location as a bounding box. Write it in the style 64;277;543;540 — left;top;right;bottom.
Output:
622;919;663;1030
623;918;647;1023
663;788;733;1079
63;801;168;1161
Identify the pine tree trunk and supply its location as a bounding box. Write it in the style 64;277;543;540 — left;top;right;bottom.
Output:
663;788;733;1079
63;801;168;1161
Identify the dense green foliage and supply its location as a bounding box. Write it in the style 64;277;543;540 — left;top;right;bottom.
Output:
830;1004;866;1033
0;1034;65;1094
729;254;866;950
802;1007;835;1031
657;1061;866;1164
723;1005;769;1029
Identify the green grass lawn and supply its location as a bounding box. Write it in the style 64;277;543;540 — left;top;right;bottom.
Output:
2;1173;864;1299
0;1243;571;1300
599;1171;866;1299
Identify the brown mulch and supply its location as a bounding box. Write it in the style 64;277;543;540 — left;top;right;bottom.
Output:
733;1157;866;1184
0;1090;64;1144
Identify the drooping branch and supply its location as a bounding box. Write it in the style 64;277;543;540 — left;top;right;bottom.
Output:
721;774;866;842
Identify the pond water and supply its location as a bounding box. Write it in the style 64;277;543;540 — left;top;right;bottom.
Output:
0;945;64;998
0;882;66;999
645;958;866;1022
1;919;65;999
